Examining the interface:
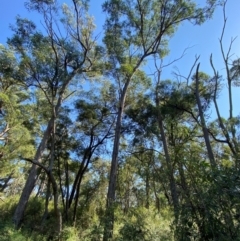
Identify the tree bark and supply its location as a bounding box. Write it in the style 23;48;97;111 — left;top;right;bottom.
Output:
103;79;130;241
195;63;216;168
13;93;64;228
49;171;62;239
103;105;124;241
156;102;179;216
13;118;54;228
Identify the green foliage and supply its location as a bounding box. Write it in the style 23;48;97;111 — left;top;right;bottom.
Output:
0;196;47;241
116;207;173;241
0;222;48;241
61;227;79;241
103;0;217;63
175;167;240;241
0;1;239;241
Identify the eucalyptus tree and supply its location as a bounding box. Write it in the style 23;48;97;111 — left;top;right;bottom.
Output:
8;0;98;229
102;0;218;238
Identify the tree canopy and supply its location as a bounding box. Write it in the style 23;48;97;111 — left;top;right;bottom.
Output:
0;0;240;240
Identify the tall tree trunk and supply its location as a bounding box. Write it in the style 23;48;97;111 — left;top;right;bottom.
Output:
103;106;124;241
156;103;179;216
195;63;216;168
41;179;51;224
13;93;64;228
72;150;93;225
42;107;56;224
154;63;179;214
145;171;150;209
103;80;130;241
177;161;202;231
49;105;62;237
68;146;92;209
49;172;62;239
13;117;54;228
58;154;66;221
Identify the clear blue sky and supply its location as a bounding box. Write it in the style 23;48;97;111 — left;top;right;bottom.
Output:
0;0;239;118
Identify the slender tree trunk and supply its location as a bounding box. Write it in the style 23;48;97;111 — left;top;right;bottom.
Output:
177;161;202;230
145;167;150;209
195;63;216;168
106;106;124;204
103;81;130;241
57;154;66;221
73;174;83;226
65;159;69;221
35;174;45;198
68;161;85;208
13;93;64;228
42;107;56;224
49;106;62;237
41;179;51;224
68;147;91;208
13;118;54;228
103;113;122;240
58;153;69;224
50;172;62;239
154;60;179;217
212;77;236;155
73;151;92;225
103;41;146;240
156;105;179;216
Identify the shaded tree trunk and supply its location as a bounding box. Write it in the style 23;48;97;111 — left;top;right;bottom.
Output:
156;103;179;216
13;117;54;228
49;171;62;239
13;93;64;228
103;102;125;241
72;148;93;226
195;63;216;168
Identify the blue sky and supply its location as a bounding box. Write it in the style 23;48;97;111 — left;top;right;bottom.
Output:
0;0;239;118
